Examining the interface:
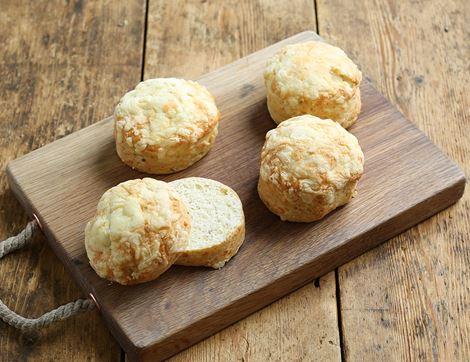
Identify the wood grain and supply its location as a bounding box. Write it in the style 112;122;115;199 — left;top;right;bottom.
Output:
168;274;340;362
145;1;340;361
317;0;470;360
0;0;146;360
6;31;465;361
145;0;317;79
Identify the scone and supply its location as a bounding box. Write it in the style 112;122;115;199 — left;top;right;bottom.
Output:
258;115;364;222
264;41;362;128
85;178;191;285
170;177;245;269
114;78;220;174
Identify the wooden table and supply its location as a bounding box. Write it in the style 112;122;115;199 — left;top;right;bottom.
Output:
0;1;468;360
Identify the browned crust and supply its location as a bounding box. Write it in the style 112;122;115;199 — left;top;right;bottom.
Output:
115;125;218;174
176;221;245;269
88;188;191;285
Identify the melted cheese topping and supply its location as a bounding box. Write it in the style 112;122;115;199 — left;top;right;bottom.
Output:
260;115;364;193
264;41;362;99
84;178;189;284
114;78;219;152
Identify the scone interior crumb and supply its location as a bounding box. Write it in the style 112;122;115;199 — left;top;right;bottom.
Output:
172;178;243;250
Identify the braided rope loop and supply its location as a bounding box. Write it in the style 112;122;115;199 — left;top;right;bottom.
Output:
0;220;94;331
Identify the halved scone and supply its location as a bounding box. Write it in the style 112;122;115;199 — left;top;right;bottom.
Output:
170;177;245;269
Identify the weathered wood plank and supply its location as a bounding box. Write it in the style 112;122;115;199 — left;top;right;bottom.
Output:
317;0;470;360
0;0;146;360
145;0;318;79
169;274;340;361
120;0;337;360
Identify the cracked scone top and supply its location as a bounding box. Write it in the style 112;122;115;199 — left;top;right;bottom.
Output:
85;178;191;285
264;41;362;128
258;115;364;222
114;78;220;174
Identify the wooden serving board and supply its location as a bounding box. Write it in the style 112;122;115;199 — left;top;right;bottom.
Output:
6;32;465;361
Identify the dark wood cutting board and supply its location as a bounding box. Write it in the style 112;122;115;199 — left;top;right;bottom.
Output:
6;31;466;361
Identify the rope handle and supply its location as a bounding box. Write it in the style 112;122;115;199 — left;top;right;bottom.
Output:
0;220;94;331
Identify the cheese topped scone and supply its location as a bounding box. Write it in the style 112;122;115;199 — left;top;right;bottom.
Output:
114;78;220;174
85;178;191;285
170;177;245;269
258;115;364;222
264;41;362;128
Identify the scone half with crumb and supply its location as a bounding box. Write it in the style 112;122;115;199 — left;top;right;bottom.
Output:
170;177;245;269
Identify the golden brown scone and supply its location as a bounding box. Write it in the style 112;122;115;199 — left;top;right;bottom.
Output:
258;115;364;222
264;41;362;128
114;78;220;174
84;178;191;285
170;177;245;269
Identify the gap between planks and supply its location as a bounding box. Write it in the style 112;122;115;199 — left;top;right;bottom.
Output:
121;1;151;360
313;0;347;360
140;0;150;82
